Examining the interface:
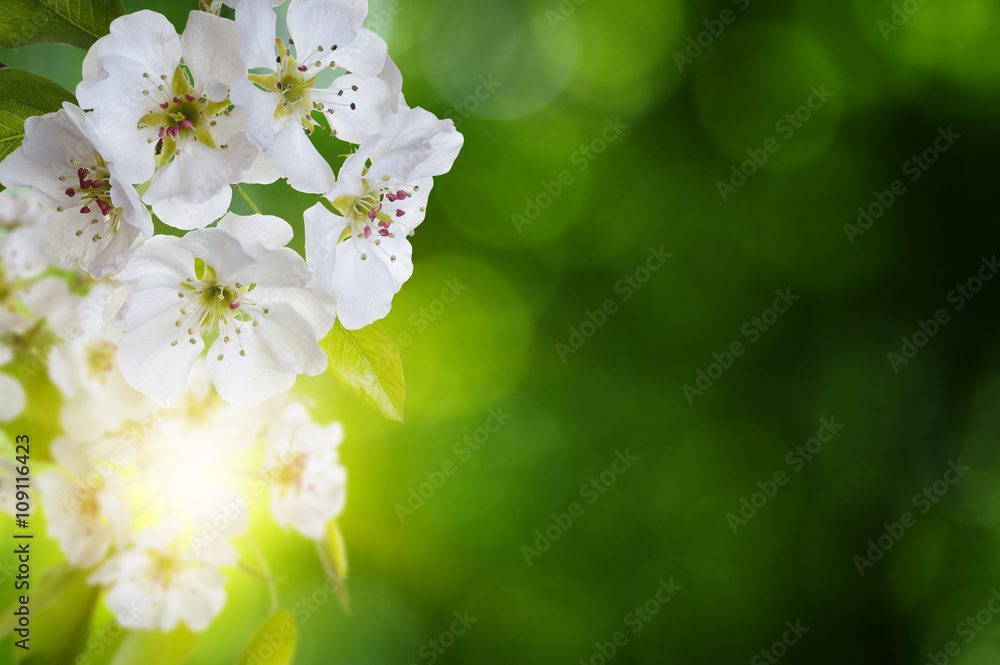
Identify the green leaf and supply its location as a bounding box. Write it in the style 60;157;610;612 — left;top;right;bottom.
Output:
0;564;76;637
321;319;405;421
0;68;76;166
237;609;297;665
105;626;197;665
316;520;350;612
13;567;100;664
0;0;126;50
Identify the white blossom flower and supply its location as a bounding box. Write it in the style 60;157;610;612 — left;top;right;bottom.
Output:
230;0;391;193
262;402;345;539
77;10;273;230
109;213;336;403
48;284;155;441
90;520;237;632
0;351;25;423
0;104;151;278
304;105;463;328
37;437;130;568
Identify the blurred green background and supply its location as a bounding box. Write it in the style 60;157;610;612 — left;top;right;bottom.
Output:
5;0;1000;662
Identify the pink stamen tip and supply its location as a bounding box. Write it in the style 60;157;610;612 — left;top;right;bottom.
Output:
386;192;397;202
396;190;406;199
160;102;169;109
395;209;405;217
97;200;112;216
81;179;93;190
379;228;389;236
92;180;103;188
298;65;308;71
185;95;195;102
159;127;165;138
367;209;377;220
229;301;241;310
181;119;195;130
364;226;371;238
378;220;390;228
65;188;76;197
173;97;182;103
80;206;91;214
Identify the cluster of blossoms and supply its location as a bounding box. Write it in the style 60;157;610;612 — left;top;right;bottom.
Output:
0;0;462;404
0;0;462;636
0;193;347;631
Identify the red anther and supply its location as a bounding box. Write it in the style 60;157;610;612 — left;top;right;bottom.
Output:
379;228;389;236
159;127;165;138
92;180;103;188
298;65;308;72
160;102;169;109
395;208;405;217
185;95;195;102
181;119;195;130
386;192;397;202
80;206;91;214
396;190;406;199
96;200;113;216
364;226;371;238
229;301;241;310
65;188;76;197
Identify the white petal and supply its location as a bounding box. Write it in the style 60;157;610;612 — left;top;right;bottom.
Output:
332;232;412;329
236;0;280;71
20;276;71;320
118;305;205;398
269;120;335;194
114;234;193;284
181;11;246;102
3;225;50;280
229;77;279;153
151;187;232;231
217;213;293;250
327;27;387;78
303;202;343;295
97;10;182;77
0;374;25;422
312;73;390;144
179;227;257;280
286;0;366;64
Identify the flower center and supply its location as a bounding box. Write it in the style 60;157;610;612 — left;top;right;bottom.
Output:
85;339;117;382
332;176;419;263
247;37;360;137
57;157;126;244
136;66;232;166
169;261;271;362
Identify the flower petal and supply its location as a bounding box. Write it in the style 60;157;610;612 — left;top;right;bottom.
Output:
181;11;246;102
236;0;279;71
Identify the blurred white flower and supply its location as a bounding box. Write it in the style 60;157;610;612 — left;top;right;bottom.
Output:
37;437;130;568
263;402;345;539
90;520;237;632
